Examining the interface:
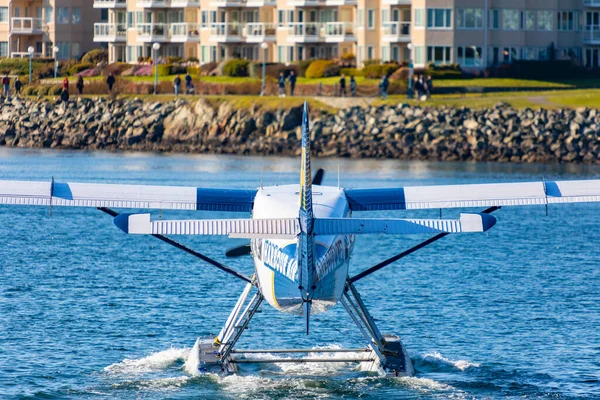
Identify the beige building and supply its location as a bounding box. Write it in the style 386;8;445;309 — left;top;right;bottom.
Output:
94;0;600;69
0;1;100;59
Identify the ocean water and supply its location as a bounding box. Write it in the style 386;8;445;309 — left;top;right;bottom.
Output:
0;148;599;400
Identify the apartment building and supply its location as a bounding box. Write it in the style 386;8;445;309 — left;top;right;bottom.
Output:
0;1;100;59
94;0;600;69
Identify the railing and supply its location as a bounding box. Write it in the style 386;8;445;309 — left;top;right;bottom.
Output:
170;22;200;40
93;0;127;7
381;21;411;40
584;25;600;42
244;23;277;40
94;23;127;41
287;22;356;40
11;52;43;58
583;0;600;6
137;23;168;40
209;0;245;6
209;22;242;40
171;0;200;5
11;18;44;34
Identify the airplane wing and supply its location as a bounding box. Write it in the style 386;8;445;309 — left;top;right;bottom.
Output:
0;180;257;212
344;179;600;211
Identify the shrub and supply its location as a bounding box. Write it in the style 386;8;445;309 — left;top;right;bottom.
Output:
59;60;78;76
305;60;339;79
187;56;199;63
362;59;381;66
133;65;152;76
201;62;219;76
153;64;172;76
340;67;360;77
361;63;400;79
33;63;55;80
224;59;250;77
49;85;63;96
81;48;108;65
68;63;94;76
165;56;183;64
296;60;312;77
170;64;187;74
78;68;100;77
187;66;200;76
103;62;130;76
23;86;37;96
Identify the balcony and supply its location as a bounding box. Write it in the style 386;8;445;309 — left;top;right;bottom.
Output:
94;23;127;42
287;22;357;43
136;0;168;7
584;25;600;43
243;23;277;42
381;0;412;5
209;23;242;42
584;0;600;7
381;22;411;43
245;0;277;6
170;0;200;6
209;0;246;6
136;23;169;42
170;23;200;42
11;18;45;34
93;0;127;8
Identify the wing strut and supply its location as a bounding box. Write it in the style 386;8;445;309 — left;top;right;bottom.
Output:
97;207;253;284
349;206;501;284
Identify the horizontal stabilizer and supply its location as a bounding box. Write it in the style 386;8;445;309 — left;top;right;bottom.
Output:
314;213;496;235
0;180;256;212
114;213;495;237
114;214;300;239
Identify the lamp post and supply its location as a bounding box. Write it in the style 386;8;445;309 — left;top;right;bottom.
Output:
53;46;59;79
260;42;268;96
406;43;414;99
152;42;160;95
27;46;34;84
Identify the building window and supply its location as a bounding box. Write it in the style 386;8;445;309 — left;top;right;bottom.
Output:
367;46;374;60
288;10;294;23
201;11;208;28
456;8;483;29
521;47;538;60
72;8;81;24
489;9;499;29
503;47;519;63
278;46;284;62
358;46;363;64
427;9;452;29
211;46;217;62
523;10;535;31
427;46;451;64
57;42;69;59
44;7;53;24
414;46;424;64
502;9;519;30
72;42;80;58
367;9;375;29
278;10;284;27
538;10;553;31
288;46;294;62
558;11;578;31
0;42;7;57
381;46;390;62
457;46;482;66
57;8;69;24
414;9;424;28
357;9;363;28
0;8;8;23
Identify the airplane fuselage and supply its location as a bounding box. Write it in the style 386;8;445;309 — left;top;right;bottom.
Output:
252;185;355;315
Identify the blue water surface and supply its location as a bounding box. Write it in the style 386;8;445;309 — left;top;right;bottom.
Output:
0;148;599;400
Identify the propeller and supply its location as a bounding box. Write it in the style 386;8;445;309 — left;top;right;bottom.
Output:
225;168;325;258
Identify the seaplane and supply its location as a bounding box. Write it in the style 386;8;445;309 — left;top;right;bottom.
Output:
2;101;600;377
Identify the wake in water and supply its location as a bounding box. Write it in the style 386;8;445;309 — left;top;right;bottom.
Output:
99;346;480;398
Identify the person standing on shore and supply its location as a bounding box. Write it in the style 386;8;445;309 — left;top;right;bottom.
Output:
380;74;389;100
14;77;22;96
278;72;286;97
184;72;192;94
76;76;84;95
2;74;10;97
288;70;297;96
106;73;116;93
350;76;357;97
339;74;347;97
426;75;433;99
174;74;182;95
62;77;69;94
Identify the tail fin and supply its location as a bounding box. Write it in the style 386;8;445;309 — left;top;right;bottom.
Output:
298;101;314;335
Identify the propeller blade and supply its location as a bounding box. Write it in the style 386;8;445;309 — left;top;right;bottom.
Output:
313;168;325;186
226;244;252;258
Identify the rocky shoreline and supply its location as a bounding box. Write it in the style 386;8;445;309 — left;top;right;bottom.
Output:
0;97;599;164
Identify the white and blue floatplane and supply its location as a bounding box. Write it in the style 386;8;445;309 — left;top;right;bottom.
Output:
2;101;600;377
